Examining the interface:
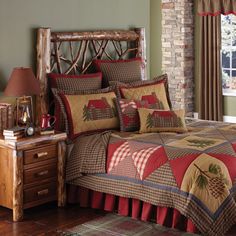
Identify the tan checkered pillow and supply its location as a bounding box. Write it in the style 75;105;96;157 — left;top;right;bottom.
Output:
138;108;187;133
94;58;142;87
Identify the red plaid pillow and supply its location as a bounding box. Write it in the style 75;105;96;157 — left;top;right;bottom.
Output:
115;98;153;132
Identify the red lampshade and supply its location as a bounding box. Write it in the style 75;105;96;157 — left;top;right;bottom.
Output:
4;67;40;96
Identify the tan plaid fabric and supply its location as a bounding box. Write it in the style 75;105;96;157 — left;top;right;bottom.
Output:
66;131;111;181
94;58;142;87
49;72;102;90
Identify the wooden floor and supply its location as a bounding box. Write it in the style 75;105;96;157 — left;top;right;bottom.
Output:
0;202;105;236
0;202;236;236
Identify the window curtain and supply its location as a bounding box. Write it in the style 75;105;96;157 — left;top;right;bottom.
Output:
197;0;236;16
196;0;236;121
198;15;223;121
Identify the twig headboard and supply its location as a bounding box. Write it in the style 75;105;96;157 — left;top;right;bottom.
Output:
36;27;146;121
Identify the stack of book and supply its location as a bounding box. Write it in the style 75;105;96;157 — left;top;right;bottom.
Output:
40;128;55;135
0;103;14;134
3;127;25;141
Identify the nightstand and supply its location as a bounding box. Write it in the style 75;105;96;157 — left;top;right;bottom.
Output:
0;132;67;221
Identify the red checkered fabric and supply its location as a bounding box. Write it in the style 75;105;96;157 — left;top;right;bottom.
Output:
132;146;160;180
108;141;131;172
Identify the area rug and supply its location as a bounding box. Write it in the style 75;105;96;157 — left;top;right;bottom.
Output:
63;213;199;236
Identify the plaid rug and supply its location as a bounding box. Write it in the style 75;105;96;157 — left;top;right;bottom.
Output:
63;214;199;236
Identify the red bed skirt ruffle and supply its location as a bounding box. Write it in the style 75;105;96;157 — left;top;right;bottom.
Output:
67;184;199;234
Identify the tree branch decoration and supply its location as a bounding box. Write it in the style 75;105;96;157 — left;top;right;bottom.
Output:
194;163;228;199
187;139;216;148
50;37;139;75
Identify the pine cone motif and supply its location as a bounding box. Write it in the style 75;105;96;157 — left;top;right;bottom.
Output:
208;177;225;199
194;163;227;199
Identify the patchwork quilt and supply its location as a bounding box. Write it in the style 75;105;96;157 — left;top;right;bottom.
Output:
67;119;236;236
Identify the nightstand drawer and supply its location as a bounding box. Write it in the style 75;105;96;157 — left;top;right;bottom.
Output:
23;182;57;204
24;162;57;184
24;144;57;165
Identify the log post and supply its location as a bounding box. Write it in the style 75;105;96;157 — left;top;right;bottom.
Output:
134;27;147;80
57;141;67;207
12;150;23;221
36;28;51;125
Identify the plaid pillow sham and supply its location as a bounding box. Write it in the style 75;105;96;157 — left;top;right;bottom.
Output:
94;57;142;87
48;72;102;132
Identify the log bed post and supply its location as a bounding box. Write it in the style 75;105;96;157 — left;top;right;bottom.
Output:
12;150;23;221
36;28;51;124
57;141;67;207
135;27;147;80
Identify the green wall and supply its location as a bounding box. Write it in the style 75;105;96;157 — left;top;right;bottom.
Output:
224;96;236;116
0;0;150;92
150;0;162;78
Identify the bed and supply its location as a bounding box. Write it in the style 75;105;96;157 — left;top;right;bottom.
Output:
36;27;236;236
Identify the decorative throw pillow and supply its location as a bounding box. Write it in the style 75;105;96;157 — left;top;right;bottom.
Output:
115;98;152;132
48;72;102;131
94;57;142;87
118;75;170;110
49;72;102;90
56;90;119;139
52;87;114;136
138;108;187;133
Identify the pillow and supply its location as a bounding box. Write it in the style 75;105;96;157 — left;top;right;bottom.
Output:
48;72;102;131
52;87;115;136
54;88;119;139
118;74;171;110
138;108;187;133
94;57;142;87
115;98;152;132
48;72;102;90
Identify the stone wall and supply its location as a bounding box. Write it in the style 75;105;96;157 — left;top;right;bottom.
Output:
162;0;194;116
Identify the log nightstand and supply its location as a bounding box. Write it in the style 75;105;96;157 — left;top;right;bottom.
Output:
0;132;67;221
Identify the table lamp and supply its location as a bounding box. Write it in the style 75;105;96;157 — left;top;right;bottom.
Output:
4;67;41;126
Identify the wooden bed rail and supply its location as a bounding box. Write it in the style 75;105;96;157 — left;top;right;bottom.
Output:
36;27;146;122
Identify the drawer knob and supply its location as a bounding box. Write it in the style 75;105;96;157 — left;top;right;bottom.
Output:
35;152;48;159
37;189;49;196
35;170;49;177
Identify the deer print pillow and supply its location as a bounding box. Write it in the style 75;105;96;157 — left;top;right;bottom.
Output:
138;108;187;133
58;91;119;139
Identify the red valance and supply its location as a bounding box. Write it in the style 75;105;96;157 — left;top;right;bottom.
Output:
197;0;236;16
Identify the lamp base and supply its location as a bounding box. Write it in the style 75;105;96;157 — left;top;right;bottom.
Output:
16;96;33;126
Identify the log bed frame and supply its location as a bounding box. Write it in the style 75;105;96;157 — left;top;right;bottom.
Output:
36;27;147;121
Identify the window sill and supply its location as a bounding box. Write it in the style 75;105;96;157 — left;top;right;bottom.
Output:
223;92;236;97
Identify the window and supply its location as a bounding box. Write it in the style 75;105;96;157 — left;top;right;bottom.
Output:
221;15;236;96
